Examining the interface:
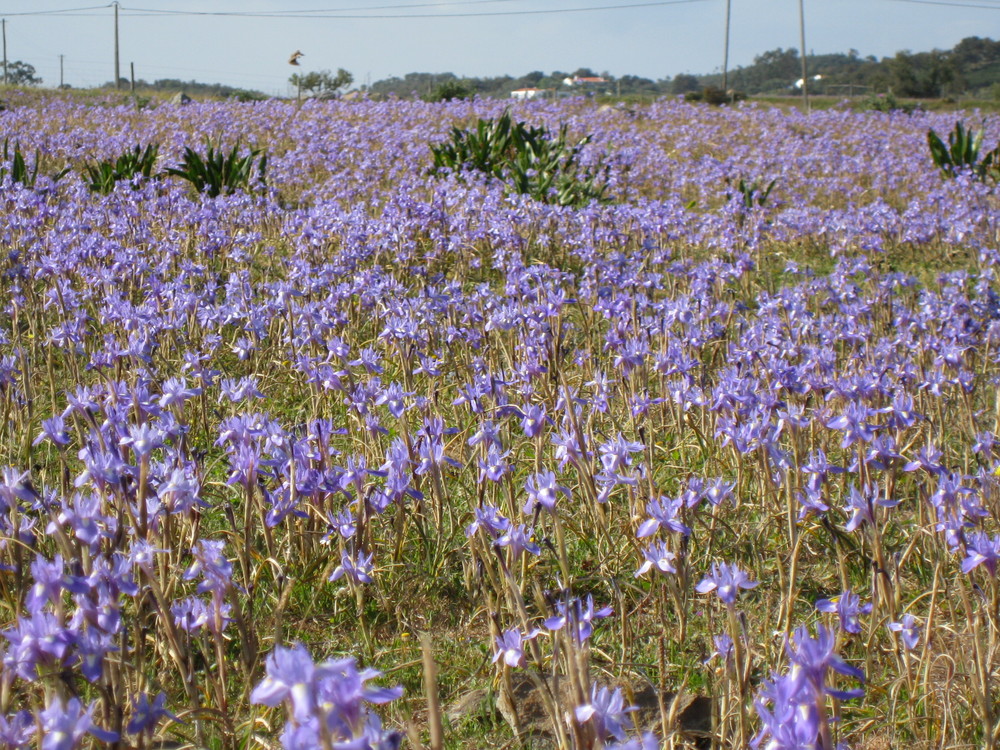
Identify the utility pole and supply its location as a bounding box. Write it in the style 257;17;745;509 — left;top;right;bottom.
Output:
59;54;64;88
798;0;809;112
130;61;135;93
114;2;120;90
2;20;7;87
722;0;731;96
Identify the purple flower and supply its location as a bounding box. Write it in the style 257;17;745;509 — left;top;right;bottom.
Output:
0;711;33;749
544;595;612;644
323;509;356;543
522;471;570;514
495;524;541;560
815;590;872;634
26;554;87;612
219;376;262;403
903;443;945;475
33;416;71;448
704;633;734;667
375;382;411;419
520;403;549;438
184;540;233;596
802;449;845;492
0;467;39;506
330;549;374;584
119;422;164;459
888;614;921;651
599;434;644;474
575;684;636;742
634;541;677;578
492;627;539;668
754;625;864;750
3;611;74;680
842;483;899;533
40;696;118;750
171;597;211;634
251;642;327;721
636;495;691;538
696;562;758;605
465;505;510;539
253;643;402;748
962;531;1000;576
157;467;205;514
158;377;201;409
478;445;510;483
752;674;820;750
127;692;180;736
786;624;865;700
826;401;876;447
604;732;659;750
796;486;830;520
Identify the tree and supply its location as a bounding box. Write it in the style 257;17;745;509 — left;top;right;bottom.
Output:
429;79;473;101
887;50;961;97
289;68;353;97
4;60;41;86
671;74;701;95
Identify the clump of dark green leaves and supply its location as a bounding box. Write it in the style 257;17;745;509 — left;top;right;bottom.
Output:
84;144;160;194
730;176;777;210
859;91;918;115
928;120;999;180
166;141;267;197
430;110;609;207
0;138;69;189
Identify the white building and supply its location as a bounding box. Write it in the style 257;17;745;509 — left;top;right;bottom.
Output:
510;87;546;100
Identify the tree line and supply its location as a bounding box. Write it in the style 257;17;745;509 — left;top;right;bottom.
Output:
3;35;998;101
366;36;1000;100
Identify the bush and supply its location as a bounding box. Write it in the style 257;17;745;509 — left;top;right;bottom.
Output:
430;110;609;207
927;120;999;181
428;80;474;102
0;138;69;189
859;91;918;114
83;144;160;194
684;87;746;105
165;141;267;197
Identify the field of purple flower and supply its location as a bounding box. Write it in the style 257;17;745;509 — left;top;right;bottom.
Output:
0;91;998;750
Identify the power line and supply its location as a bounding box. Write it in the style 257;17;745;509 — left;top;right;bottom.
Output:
0;4;112;16
884;0;1000;8
120;0;523;16
121;0;708;20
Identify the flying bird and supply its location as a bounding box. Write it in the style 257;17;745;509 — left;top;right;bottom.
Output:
288;51;304;66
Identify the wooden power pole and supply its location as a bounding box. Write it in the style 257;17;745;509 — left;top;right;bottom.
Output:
722;0;731;95
60;55;64;88
114;2;120;90
799;0;809;111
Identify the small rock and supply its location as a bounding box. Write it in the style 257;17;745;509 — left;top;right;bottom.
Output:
445;686;491;726
169;92;192;105
495;673;712;748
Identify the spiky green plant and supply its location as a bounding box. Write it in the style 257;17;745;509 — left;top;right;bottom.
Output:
83;143;160;194
927;120;1000;180
165;141;267;197
431;111;609;207
0;138;69;188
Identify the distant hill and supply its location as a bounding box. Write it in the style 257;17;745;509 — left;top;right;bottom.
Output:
366;37;1000;100
99;77;268;101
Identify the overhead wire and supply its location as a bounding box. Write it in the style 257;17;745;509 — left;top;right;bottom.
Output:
117;0;525;16
120;0;708;20
883;0;1000;7
0;4;112;16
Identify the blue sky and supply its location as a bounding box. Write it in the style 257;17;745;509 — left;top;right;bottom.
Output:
3;0;998;94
